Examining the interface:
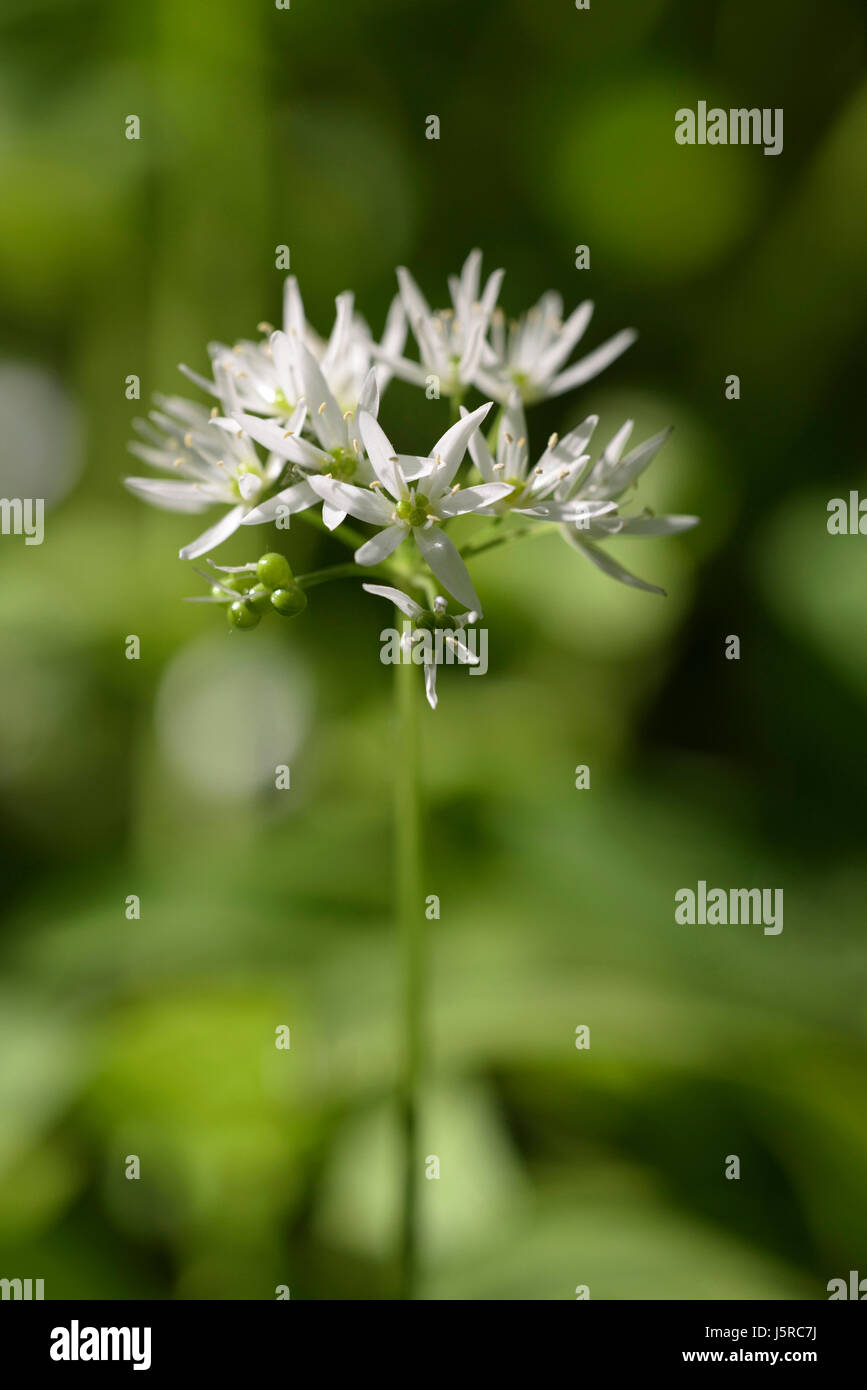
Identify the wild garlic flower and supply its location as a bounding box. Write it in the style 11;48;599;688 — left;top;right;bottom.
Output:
179;329;299;420
225;355;387;533
180;276;407;420
473;292;637;405
557;421;699;594
309;404;511;612
465;392;616;525
125;257;700;708
377;249;504;398
363;584;480;710
125;394;306;560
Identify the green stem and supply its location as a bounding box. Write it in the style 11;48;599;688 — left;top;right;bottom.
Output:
296;561;387;589
395;628;424;1300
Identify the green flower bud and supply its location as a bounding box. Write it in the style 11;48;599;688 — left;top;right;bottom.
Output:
271;584;307;617
227;599;261;630
248;582;273;613
257;552;292;589
213;573;248;597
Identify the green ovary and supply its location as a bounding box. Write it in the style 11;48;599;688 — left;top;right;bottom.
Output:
397;495;431;528
328;447;357;482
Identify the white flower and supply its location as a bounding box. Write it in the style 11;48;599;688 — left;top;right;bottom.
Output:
307;403;511;612
226;355;385;533
303;285;407;412
376;249;504;397
180;277;406;420
179;331;299;420
473;292;637;405
465;391;617;524
125;393;306;559
557;420;699;594
363;584;479;710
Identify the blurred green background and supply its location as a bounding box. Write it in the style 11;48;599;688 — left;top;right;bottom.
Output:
1;0;866;1300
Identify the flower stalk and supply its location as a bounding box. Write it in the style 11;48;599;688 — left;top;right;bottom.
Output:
394;625;424;1300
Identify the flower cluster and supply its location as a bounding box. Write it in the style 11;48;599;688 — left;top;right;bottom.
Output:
126;252;698;705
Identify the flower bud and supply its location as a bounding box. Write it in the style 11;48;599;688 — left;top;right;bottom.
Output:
227;599;261;630
257;552;292;589
248;582;273;613
271;584;307;617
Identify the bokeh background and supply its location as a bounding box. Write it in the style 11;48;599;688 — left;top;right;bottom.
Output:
1;0;866;1300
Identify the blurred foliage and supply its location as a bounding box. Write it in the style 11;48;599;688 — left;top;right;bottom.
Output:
1;0;866;1299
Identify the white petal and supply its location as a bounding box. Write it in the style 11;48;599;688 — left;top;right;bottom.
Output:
534;300;594;379
549;328;637;395
355;524;408;566
307;474;393;524
520;498;616;522
241;480;318;524
603;419;635;466
270;330;298;403
414;525;482;612
396;453;433;483
479;265;505;316
437;482;513;518
381;294;407;358
357;367;380;418
472;366;511;404
321;291;356;374
295;343;345;451
445;633;479;665
238;473;260;501
178;362;218;396
362;583;424;619
396;266;432;331
321;502;346;531
604;428;672;494
464;405;498;482
427;401;493;498
424;661;438;710
124;477;214;514
368;349;429;389
228;404;308;460
179;504;246;560
358;411;404;498
565;532;666;596
597;513;699;537
283;275;306;340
